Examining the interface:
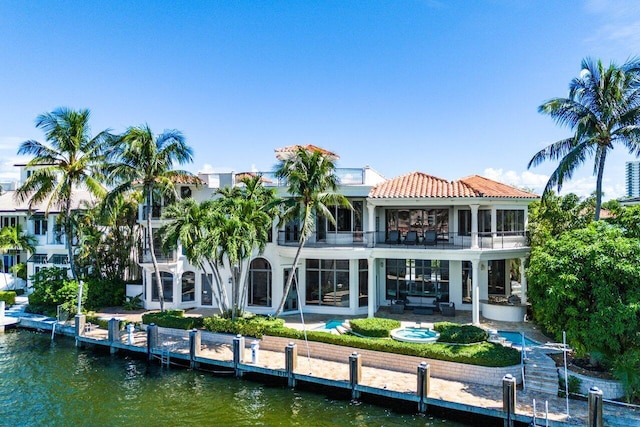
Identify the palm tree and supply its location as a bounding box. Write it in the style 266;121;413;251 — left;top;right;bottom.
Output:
0;224;37;289
273;147;351;317
15;107;112;311
107;125;193;312
528;57;640;220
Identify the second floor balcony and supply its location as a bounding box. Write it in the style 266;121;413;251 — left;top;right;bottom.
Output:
139;248;177;264
276;230;528;250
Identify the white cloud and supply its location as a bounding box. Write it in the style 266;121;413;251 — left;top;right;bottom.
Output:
197;164;235;174
584;0;640;52
482;167;625;200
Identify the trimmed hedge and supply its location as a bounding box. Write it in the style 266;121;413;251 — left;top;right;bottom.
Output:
203;315;285;338
142;310;204;330
0;291;16;306
265;327;520;367
86;314;127;330
434;322;488;344
350;317;401;338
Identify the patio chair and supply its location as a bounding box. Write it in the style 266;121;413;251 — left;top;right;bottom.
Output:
404;231;418;245
424;230;437;246
439;302;455;317
385;230;400;244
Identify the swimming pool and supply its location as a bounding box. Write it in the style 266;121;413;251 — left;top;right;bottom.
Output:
314;319;345;332
498;331;539;347
390;327;440;343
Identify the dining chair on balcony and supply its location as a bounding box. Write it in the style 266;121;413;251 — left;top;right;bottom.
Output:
385;230;400;244
404;231;418;245
424;230;437;246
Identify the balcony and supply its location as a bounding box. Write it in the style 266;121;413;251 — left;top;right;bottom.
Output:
139;249;177;264
254;168;367;187
276;230;528;250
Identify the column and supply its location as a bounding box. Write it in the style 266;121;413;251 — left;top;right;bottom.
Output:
367;258;375;318
470;204;479;249
366;201;376;246
472;259;481;325
519;257;528;305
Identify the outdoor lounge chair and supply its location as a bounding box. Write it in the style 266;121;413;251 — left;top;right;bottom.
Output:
404;231;418;245
385;230;400;244
439;302;455;317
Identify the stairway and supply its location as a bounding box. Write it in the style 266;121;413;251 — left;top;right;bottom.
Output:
524;350;559;395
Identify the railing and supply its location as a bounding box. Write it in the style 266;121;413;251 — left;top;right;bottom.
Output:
276;230;528;249
277;231;374;247
254;168;366;187
139;249;177;263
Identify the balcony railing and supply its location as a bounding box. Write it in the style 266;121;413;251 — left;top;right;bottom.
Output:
139;249;177;264
254;168;366;187
276;230;528;250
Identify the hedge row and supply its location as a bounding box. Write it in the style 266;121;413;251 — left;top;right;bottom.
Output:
265;327;520;367
202;315;285;338
350;318;401;337
142;310;204;330
434;322;488;344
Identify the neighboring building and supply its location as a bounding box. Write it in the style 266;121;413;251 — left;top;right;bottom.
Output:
136;146;539;325
0;164;95;288
625;161;640;198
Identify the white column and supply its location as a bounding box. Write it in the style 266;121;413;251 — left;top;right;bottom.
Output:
367;258;375;318
470;204;479;249
491;206;497;238
520;257;528;305
366;202;376;246
472;259;481;325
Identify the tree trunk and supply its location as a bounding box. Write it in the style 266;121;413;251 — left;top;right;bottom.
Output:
274;236;305;317
594;151;607;221
147;187;164;312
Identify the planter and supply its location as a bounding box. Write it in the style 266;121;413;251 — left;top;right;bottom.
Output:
481;300;527;322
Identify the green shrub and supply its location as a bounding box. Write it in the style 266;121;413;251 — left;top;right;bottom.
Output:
559;375;582;398
614;349;640;403
84;277;125;310
27;267;85;315
123;293;143;311
434;322;488;344
85;314;127;330
203;315;285;338
142;310;204;330
0;291;16;305
350;317;401;338
14;288;25;296
265;327;520;367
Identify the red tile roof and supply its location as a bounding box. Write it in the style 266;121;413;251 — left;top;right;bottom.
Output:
274;145;339;160
369;172;539;199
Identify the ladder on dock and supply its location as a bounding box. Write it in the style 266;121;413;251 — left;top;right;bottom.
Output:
160;347;171;367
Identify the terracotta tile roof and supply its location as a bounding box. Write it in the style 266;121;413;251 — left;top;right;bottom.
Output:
369;172;539;199
0;189;97;213
169;174;204;185
458;175;539;199
274;144;339;160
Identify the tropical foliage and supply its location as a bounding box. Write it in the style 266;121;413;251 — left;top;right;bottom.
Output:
161;175;278;319
526;192;594;247
273;147;351;316
107;125;194;311
529;57;640;220
0;224;36;289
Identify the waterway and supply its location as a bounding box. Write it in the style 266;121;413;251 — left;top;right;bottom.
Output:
0;329;469;426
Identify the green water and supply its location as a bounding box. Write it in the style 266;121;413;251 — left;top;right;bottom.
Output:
0;330;470;426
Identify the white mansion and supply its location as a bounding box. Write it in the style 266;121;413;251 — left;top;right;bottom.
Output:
1;145;539;323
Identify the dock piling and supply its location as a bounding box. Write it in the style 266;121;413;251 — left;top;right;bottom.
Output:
189;329;201;368
147;323;158;361
502;374;516;427
74;314;86;347
233;334;245;377
588;386;603;427
349;352;362;400
285;342;297;387
417;362;430;413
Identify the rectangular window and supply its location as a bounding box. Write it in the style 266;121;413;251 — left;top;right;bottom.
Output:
387;209;449;240
488;260;506;296
358;259;368;307
305;259;350;307
462;261;472;304
385;259;448;302
458;209;490;235
33;216;47;235
496;210;524;234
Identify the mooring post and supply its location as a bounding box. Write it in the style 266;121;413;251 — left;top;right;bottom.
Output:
189;329;201;368
147;323;158;361
0;301;5;334
74;314;86;347
107;318;120;354
233;334;245;377
502;373;516;427
588;386;603;427
349;352;362;400
417;362;430;413
285;342;297;388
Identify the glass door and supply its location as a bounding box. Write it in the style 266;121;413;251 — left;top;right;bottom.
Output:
283;268;299;311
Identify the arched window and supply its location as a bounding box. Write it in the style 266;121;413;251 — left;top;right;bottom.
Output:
182;271;195;302
152;271;174;302
248;258;271;306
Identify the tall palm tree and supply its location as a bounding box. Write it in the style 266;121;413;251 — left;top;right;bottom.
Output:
273;147;351;317
0;224;37;289
528;57;640;220
107;125;193;312
15;107;112;311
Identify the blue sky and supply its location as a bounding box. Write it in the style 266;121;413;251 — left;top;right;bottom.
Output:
1;0;639;199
